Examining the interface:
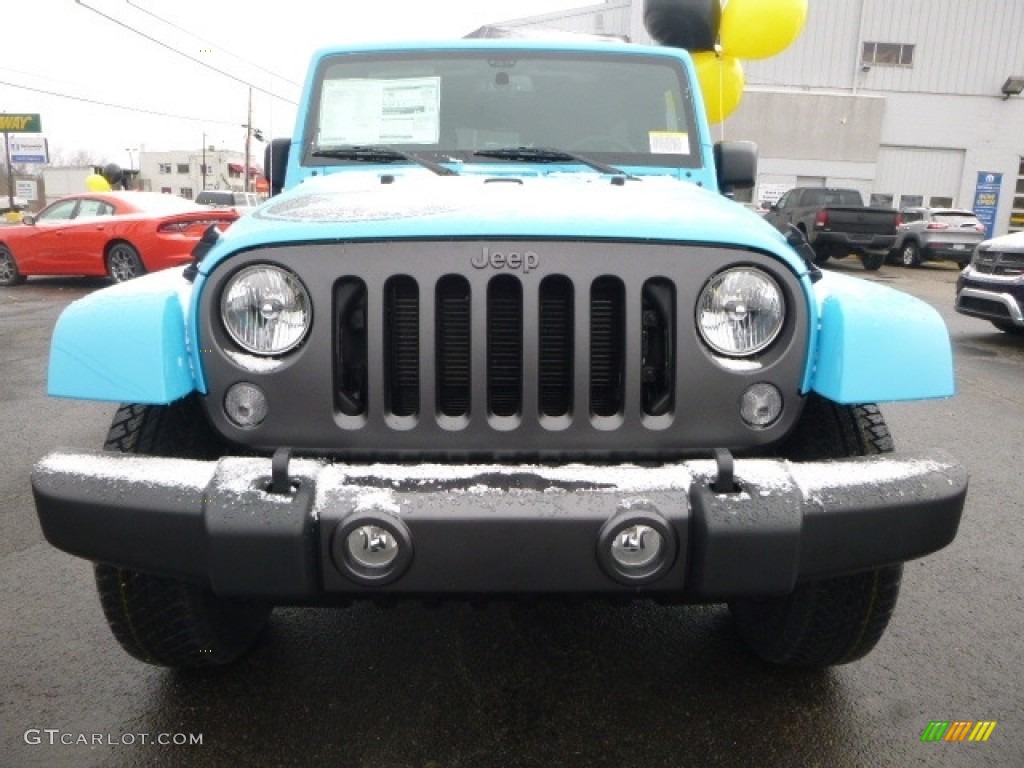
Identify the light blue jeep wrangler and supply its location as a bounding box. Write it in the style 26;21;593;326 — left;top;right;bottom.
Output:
32;30;966;669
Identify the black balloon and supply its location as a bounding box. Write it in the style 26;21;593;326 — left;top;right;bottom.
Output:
102;163;124;186
643;0;722;51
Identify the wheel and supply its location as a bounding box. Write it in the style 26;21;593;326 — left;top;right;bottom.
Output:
900;242;921;267
991;321;1024;335
0;245;26;286
106;242;145;282
860;251;885;271
94;396;271;668
730;393;903;667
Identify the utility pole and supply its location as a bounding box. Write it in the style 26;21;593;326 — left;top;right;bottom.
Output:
3;132;13;211
202;132;207;190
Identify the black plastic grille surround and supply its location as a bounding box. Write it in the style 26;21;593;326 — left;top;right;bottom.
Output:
199;240;810;460
972;248;1024;276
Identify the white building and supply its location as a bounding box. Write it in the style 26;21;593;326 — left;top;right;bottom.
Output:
496;0;1024;236
135;147;262;200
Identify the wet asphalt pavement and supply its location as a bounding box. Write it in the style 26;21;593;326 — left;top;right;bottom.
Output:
1;263;1021;767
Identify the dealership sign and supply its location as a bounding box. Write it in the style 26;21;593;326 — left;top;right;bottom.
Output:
9;135;49;163
972;172;1002;239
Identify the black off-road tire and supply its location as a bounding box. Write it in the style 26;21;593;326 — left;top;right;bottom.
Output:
729;393;903;667
860;250;886;271
0;245;26;286
94;396;271;668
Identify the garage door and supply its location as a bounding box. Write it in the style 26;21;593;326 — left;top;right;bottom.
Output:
875;146;965;208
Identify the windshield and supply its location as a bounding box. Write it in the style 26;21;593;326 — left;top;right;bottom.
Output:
306;49;700;170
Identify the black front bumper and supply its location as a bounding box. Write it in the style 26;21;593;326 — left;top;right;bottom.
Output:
32;450;967;602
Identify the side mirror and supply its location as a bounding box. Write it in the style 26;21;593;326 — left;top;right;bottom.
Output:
714;140;757;195
21;214;36;226
264;138;291;196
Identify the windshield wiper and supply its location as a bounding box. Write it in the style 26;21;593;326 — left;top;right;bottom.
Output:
472;147;636;180
312;145;458;176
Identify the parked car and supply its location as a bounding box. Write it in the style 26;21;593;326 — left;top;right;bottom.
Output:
0;192;238;286
955;230;1024;334
891;207;986;267
762;187;900;271
196;189;261;214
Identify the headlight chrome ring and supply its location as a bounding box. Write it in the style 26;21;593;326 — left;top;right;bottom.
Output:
221;264;312;356
697;267;785;357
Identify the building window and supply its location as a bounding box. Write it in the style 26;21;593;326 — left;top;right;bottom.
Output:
929;196;954;208
862;42;915;67
899;194;924;208
158;163;172;174
160;186;172;194
177;163;190;174
870;193;894;208
1010;157;1024;234
180;187;194;199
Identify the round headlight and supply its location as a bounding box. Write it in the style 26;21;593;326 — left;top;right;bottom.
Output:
697;267;784;357
221;265;311;355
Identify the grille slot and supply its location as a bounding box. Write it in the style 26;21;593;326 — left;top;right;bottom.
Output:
589;276;626;418
538;276;574;417
437;276;472;417
385;276;419;418
334;278;368;416
641;278;675;417
487;276;523;417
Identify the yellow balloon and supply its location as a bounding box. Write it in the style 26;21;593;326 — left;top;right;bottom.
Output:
85;174;112;192
720;0;808;60
693;52;745;123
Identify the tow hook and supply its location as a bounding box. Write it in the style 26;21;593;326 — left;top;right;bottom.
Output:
712;448;739;493
270;447;294;495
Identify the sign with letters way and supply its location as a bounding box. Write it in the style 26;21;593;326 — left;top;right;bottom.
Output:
0;113;42;133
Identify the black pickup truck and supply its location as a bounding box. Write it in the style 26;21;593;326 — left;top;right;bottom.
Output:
764;187;900;270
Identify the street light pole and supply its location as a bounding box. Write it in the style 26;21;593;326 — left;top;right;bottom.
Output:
202;133;207;191
124;148;136;190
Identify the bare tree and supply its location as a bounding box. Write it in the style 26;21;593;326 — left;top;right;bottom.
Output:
48;147;102;168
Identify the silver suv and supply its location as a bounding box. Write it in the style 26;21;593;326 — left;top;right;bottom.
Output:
891;207;985;267
196;190;260;214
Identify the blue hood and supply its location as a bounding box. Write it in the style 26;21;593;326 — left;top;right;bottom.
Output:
201;170;803;275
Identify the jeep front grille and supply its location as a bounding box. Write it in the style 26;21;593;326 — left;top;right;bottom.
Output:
200;241;809;459
333;271;660;424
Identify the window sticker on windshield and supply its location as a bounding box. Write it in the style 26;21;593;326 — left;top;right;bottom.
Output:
649;131;689;155
320;77;441;145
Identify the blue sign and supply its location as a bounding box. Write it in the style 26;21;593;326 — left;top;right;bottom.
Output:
972;172;1002;238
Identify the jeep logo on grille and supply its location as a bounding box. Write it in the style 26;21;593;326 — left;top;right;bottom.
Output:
472;247;539;273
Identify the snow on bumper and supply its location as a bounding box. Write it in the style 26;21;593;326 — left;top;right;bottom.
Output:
31;451;967;601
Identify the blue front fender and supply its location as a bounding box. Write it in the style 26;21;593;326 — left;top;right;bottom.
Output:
48;270;198;404
808;272;955;403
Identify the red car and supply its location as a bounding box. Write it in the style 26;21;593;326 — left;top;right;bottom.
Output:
0;192;239;286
